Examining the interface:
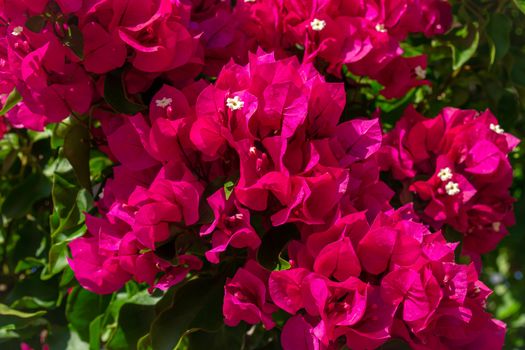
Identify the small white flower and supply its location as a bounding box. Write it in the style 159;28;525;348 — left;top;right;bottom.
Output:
375;23;387;33
12;26;23;36
492;222;501;232
437;167;453;181
155;97;172;108
310;18;326;31
226;96;244;111
414;65;426;80
445;181;460;196
489;123;504;134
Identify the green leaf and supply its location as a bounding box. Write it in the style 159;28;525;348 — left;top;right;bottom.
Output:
486;13;511;65
89;315;103;350
63;24;84;59
223;181;235;200
137;334;153;350
447;23;480;71
274;257;291;271
513;0;525;14
104;289;161;350
0;304;46;319
511;59;525;87
66;287;112;341
42;172;91;279
0;304;46;330
41;241;70;280
118;303;157;350
1;173;51;219
104;70;147;115
63;123;92;191
50;173;91;237
186;324;247;350
150;277;224;350
257;223;300;270
0;88;22;116
25;16;46;33
10;297;55;310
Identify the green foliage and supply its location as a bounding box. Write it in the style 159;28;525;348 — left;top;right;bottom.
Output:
1;1;524;349
104;70;147;115
257;224;300;270
0;89;22;117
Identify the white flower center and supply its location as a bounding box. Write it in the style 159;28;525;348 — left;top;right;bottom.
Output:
310;18;326;31
226;96;244;111
375;23;387;33
437;167;453;181
445;181;460;196
489;123;504;134
492;222;501;232
414;65;426;80
155;97;172;108
249;146;257;155
12;26;23;36
244;0;256;2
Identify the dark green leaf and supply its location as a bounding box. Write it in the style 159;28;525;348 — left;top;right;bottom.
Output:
118;303;157;350
63;123;92;191
257;223;300;270
66;287;112;341
486;14;512;64
104;70;147;115
150;277;224;350
511;59;525;87
447;23;480;71
63;25;84;59
186;324;247;350
105;290;160;350
1;173;51;219
137;334;153;350
25;16;46;33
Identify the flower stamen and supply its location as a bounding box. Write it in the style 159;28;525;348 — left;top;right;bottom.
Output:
445;181;460;196
414;66;426;80
375;23;387;33
226;96;244;111
437;167;453;181
310;18;326;31
489;123;504;134
155;97;173;108
12;26;23;36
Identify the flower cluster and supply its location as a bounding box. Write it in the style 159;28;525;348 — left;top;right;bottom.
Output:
0;1;519;349
257;206;505;349
0;0;205;132
233;0;452;98
379;107;520;258
66;52;510;349
68;51;392;294
0;0;453;136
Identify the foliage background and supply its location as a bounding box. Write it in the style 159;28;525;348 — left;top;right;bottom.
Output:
0;0;524;349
